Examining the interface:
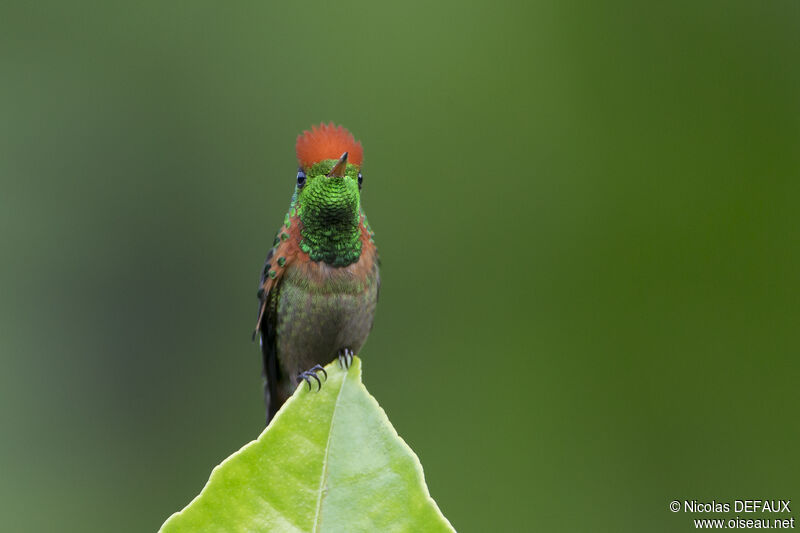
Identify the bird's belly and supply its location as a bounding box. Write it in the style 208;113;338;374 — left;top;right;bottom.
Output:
274;270;378;377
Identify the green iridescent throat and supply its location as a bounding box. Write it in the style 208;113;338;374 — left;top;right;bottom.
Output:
295;160;362;267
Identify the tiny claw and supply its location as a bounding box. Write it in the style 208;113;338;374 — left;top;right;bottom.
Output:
299;367;325;391
338;348;354;369
310;364;327;381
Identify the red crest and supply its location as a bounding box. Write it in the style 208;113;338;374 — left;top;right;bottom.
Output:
296;123;363;167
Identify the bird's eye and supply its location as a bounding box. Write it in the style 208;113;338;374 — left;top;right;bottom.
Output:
296;169;306;188
357;172;363;189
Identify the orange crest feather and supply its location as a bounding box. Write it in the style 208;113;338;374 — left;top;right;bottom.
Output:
296;123;363;167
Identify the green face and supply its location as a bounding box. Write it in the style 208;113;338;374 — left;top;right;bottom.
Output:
292;159;364;266
295;159;361;223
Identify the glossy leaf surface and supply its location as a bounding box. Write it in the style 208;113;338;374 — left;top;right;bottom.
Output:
160;357;454;533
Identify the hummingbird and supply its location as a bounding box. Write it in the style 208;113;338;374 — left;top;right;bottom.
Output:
254;123;379;424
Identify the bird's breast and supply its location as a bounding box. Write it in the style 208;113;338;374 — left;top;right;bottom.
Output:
274;249;379;376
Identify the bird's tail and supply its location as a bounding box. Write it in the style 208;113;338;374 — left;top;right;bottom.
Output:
259;330;281;425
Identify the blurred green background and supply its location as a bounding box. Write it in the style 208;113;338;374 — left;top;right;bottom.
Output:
2;1;798;531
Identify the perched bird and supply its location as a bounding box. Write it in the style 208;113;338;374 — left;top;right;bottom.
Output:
254;123;379;424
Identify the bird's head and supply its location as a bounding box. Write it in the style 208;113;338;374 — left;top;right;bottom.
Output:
292;123;364;228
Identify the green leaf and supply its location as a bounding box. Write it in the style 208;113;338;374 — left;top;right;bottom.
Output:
159;357;455;533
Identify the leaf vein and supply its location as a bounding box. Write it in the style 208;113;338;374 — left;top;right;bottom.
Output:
311;368;348;532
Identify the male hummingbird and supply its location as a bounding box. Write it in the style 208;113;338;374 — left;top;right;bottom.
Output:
254;123;379;424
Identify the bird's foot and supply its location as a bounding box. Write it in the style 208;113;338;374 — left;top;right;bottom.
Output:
338;348;355;369
298;364;328;391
